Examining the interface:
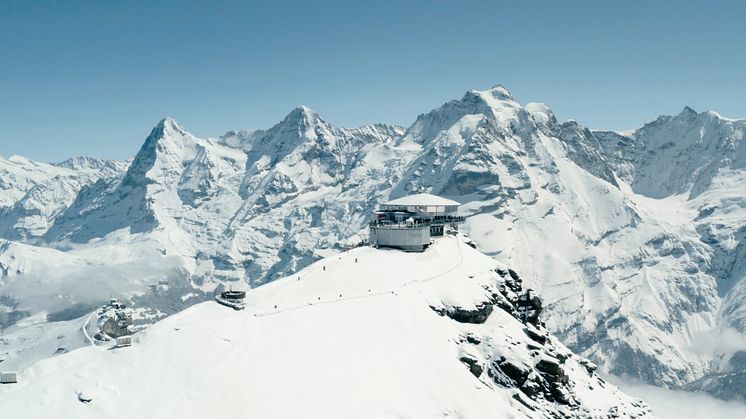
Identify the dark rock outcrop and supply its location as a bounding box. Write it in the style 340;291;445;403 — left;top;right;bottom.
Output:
460;356;483;378
492;357;531;387
517;289;543;326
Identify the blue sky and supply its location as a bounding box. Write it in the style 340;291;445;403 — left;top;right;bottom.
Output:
1;0;745;162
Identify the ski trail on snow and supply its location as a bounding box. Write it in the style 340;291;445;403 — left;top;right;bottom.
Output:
252;237;463;318
81;311;96;346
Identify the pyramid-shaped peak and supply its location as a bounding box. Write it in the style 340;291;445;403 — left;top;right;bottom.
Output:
156;116;183;132
145;117;189;142
283;105;320;125
296;105;316;115
268;106;329;137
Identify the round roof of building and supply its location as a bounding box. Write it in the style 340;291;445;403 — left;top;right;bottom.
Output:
383;193;460;207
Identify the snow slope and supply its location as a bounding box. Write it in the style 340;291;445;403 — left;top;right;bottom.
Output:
0;237;651;418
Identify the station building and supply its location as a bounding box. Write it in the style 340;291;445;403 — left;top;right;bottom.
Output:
369;193;464;251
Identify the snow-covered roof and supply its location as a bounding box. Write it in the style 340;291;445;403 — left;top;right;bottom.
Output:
383;193;460;207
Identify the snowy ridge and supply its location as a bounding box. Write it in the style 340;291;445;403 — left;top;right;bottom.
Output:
592;107;746;199
0;155;127;240
0;237;652;418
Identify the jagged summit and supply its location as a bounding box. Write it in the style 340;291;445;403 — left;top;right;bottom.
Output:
673;106;739;123
293;104;317;116
56;155;99;168
54;156;122;171
128;117;196;177
260;105;328;140
129;117;193;163
149;116;187;138
400;84;524;146
245;105;332;163
279;105;322;128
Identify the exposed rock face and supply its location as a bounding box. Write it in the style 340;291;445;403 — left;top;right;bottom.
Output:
433;302;494;324
94;300;133;340
99;316;131;339
433;267;543;326
459;355;483;378
435;264;650;417
517;290;543;326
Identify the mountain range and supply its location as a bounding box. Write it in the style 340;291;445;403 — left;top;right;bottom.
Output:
1;84;745;405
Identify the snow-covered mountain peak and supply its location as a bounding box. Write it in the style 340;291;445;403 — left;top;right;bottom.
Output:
281;105;322;130
461;85;520;117
660;105;736;128
400;84;531;149
265;106;325;139
465;84;527;125
40;118;206;243
525;102;557;126
125;117;199;184
244;105;344;168
471;84;515;102
54;156;125;173
5;154;39;166
588;104;746;198
132;117;193;156
56;156;101;170
153;116;185;135
293;104;317;117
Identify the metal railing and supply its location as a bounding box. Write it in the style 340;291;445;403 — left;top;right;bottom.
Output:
369;221;430;230
370;215;465;228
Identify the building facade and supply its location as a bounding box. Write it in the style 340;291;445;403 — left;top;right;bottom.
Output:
369;193;464;251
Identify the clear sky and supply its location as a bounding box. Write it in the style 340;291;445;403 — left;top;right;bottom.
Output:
1;0;745;162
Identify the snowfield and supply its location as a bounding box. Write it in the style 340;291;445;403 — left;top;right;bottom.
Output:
0;236;651;418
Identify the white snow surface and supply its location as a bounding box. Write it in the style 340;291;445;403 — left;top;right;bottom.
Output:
0;237;651;419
